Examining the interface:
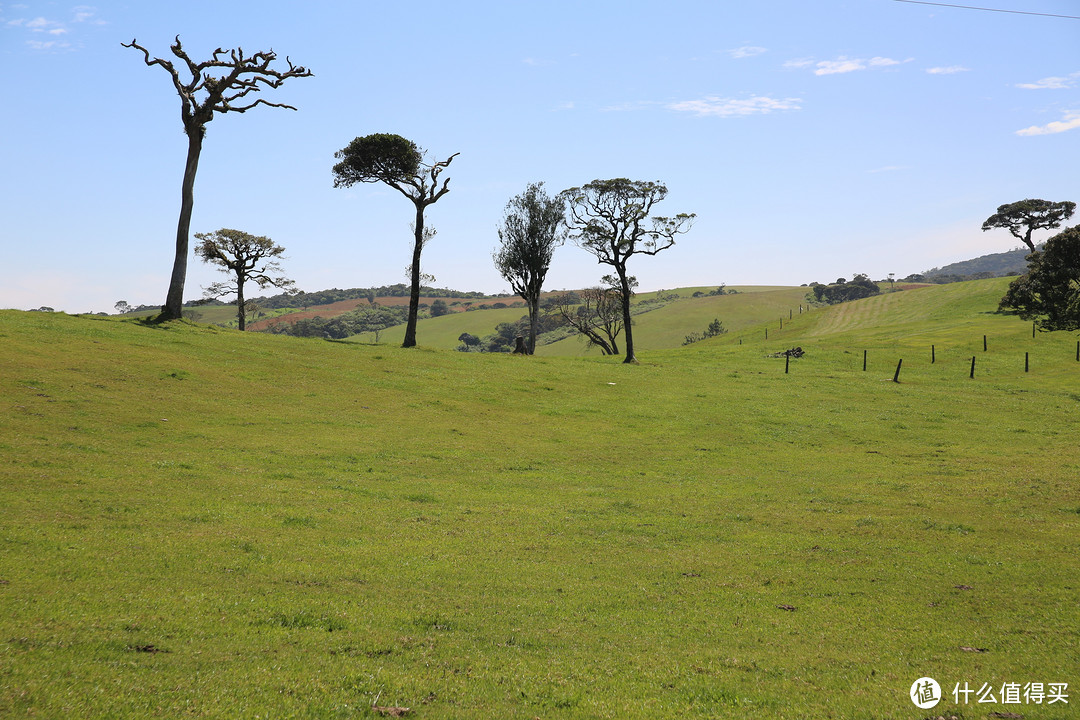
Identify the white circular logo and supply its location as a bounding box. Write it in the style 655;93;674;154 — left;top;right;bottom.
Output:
910;677;942;709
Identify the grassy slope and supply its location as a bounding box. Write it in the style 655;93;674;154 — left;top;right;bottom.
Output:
1;278;1078;718
357;286;813;355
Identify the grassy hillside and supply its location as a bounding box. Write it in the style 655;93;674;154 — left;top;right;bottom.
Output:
2;279;1078;718
353;286;815;354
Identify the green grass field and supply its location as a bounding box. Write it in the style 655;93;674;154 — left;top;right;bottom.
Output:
2;278;1078;718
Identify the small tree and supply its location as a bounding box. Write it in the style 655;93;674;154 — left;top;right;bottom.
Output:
123;37;311;322
494;182;567;354
561;179;694;363
982;199;1076;253
999;225;1080;331
430;299;450;317
332;133;458;348
194;228;296;330
114;300;132;315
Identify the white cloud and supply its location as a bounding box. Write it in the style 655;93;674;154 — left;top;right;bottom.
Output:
728;46;767;59
927;66;969;75
1016;73;1077;90
814;57;866;75
1016;110;1080;136
667;95;802;117
793;55;909;76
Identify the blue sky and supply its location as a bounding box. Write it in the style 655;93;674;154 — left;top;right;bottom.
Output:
2;0;1077;313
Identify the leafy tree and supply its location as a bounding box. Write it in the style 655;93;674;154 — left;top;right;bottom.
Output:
194;228;296;330
982;199;1076;253
561;179;694;363
457;332;481;351
114;300;132;315
548;288;625;355
999;225;1080;331
811;274;880;304
430;299;450;317
494;182;567;354
123;36;311;322
332;133;458;348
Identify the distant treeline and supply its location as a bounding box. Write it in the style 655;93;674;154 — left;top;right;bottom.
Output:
266;304;410;339
253;284;493;310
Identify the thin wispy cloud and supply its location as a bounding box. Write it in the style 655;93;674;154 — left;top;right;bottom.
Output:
788;56;911;76
1016;73;1078;90
1016;110;1080;136
926;66;969;75
668;95;802;117
5;5;104;49
728;46;767;59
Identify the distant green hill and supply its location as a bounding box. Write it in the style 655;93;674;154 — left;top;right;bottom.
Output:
922;246;1031;280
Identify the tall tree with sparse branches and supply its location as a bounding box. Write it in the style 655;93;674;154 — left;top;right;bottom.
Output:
494;182;567;354
195;228;296;331
123;36;312;322
560;179;694;363
332;133;458;348
982;198;1075;253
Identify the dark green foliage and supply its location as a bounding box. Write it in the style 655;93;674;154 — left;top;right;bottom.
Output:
430;299;450;317
809;274;880;305
331;134;421;187
456;332;481;351
999;225;1080;331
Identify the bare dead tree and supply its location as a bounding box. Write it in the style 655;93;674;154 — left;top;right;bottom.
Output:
548;287;625;355
123;36;312;321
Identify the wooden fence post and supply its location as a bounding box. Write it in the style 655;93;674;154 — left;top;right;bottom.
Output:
1025;352;1029;373
863;350;867;371
970;356;976;379
893;359;902;383
785;354;790;374
931;345;936;364
983;335;987;352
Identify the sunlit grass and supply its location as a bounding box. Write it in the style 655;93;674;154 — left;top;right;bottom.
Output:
1;279;1078;718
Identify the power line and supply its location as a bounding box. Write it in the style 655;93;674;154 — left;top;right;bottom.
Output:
894;0;1080;19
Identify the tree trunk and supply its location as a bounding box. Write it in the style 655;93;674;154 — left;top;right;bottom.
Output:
161;127;204;321
402;202;424;348
527;298;539;354
618;269;636;363
236;271;246;331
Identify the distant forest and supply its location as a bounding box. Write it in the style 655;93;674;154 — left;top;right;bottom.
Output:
129;284;494;313
917;246;1032;284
